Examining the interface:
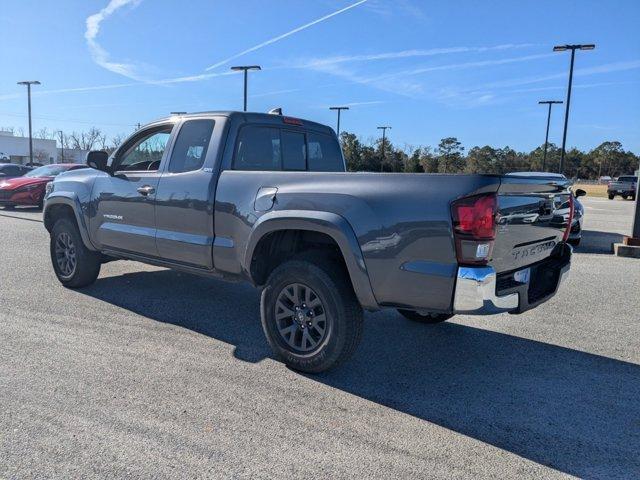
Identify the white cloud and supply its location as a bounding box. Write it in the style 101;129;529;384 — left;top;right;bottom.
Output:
305;52;556;99
296;44;538;69
85;0;145;80
204;0;370;71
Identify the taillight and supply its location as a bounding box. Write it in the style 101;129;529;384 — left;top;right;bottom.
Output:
562;193;574;242
451;194;497;265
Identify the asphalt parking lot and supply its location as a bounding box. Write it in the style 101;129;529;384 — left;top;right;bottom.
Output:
1;197;639;479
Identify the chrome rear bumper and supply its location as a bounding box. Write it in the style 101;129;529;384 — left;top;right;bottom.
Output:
453;266;519;314
453;245;571;315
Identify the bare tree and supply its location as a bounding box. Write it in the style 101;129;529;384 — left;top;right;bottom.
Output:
109;133;127;152
34;127;55;140
69;127;106;150
33;149;50;164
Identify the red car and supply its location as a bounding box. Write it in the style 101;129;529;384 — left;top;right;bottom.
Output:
0;164;86;209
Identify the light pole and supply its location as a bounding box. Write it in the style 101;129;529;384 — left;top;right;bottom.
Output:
553;44;595;174
58;130;64;163
17;80;41;166
633;161;640;239
538;100;563;171
230;65;261;112
377;126;391;172
329;106;349;138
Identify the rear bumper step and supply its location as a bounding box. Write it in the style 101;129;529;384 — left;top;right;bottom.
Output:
453;243;572;315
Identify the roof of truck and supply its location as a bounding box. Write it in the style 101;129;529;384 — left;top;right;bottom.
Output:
151;111;335;135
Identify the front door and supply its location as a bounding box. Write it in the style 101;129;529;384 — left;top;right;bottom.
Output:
91;124;174;257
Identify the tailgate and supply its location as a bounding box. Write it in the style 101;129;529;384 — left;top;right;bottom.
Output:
490;175;572;273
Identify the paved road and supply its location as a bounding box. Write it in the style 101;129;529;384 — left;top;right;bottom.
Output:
1;198;639;479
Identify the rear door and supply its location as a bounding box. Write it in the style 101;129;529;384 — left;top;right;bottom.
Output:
154;118;218;268
91;124;174;257
491;175;572;273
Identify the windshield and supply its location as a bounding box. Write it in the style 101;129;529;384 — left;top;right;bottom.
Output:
25;165;70;178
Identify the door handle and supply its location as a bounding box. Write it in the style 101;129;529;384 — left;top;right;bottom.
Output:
137;185;155;196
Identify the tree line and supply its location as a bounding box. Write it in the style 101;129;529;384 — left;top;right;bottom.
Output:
340;132;639;179
1;126;126;153
3;124;638;178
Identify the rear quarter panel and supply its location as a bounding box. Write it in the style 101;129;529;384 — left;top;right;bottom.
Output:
214;171;501;312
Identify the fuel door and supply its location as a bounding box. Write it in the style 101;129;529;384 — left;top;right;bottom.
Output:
254;186;278;212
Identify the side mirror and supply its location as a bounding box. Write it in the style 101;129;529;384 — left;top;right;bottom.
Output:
86;150;109;172
574;188;586;198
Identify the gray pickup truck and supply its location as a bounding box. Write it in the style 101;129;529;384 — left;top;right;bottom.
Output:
44;111;574;372
607;175;638;200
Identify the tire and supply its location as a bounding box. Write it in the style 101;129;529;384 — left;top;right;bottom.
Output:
608;194;614;200
397;309;453;324
568;238;581;247
2;205;15;210
50;218;101;288
622;195;628;200
260;256;364;373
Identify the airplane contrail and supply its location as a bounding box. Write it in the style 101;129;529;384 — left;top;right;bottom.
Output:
204;0;369;71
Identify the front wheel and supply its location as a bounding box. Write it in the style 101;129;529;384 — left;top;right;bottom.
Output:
397;309;453;324
608;194;615;200
261;257;363;373
50;218;101;288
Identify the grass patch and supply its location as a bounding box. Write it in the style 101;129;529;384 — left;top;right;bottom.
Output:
574;183;608;198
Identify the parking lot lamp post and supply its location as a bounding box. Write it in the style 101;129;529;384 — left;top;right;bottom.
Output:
17;80;41;166
329;106;349;138
58;130;64;162
377;126;391;172
538;100;563;171
553;44;595;174
633;160;640;239
230;66;261;112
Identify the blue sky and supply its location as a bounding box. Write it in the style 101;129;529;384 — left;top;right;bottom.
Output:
1;0;639;153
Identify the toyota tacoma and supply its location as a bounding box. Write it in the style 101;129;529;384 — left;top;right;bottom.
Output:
44;111;574;372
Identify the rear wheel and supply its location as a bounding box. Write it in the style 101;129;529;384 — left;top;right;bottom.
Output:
260;256;363;373
397;309;453;324
50;218;101;288
622;194;628;200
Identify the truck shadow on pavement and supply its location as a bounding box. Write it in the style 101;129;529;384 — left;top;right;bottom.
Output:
82;269;639;479
575;229;624;254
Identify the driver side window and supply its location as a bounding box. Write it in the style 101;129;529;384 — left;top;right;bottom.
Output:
116;127;172;172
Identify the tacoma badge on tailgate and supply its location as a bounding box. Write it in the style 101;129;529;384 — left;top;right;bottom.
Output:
512;240;556;261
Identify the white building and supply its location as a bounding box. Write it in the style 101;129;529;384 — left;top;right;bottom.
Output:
0;130;57;165
57;148;89;164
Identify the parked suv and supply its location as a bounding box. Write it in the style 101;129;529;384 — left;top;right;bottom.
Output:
44;111;575;372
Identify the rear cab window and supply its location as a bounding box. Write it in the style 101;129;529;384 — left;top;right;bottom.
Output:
168;119;215;173
233;125;344;172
